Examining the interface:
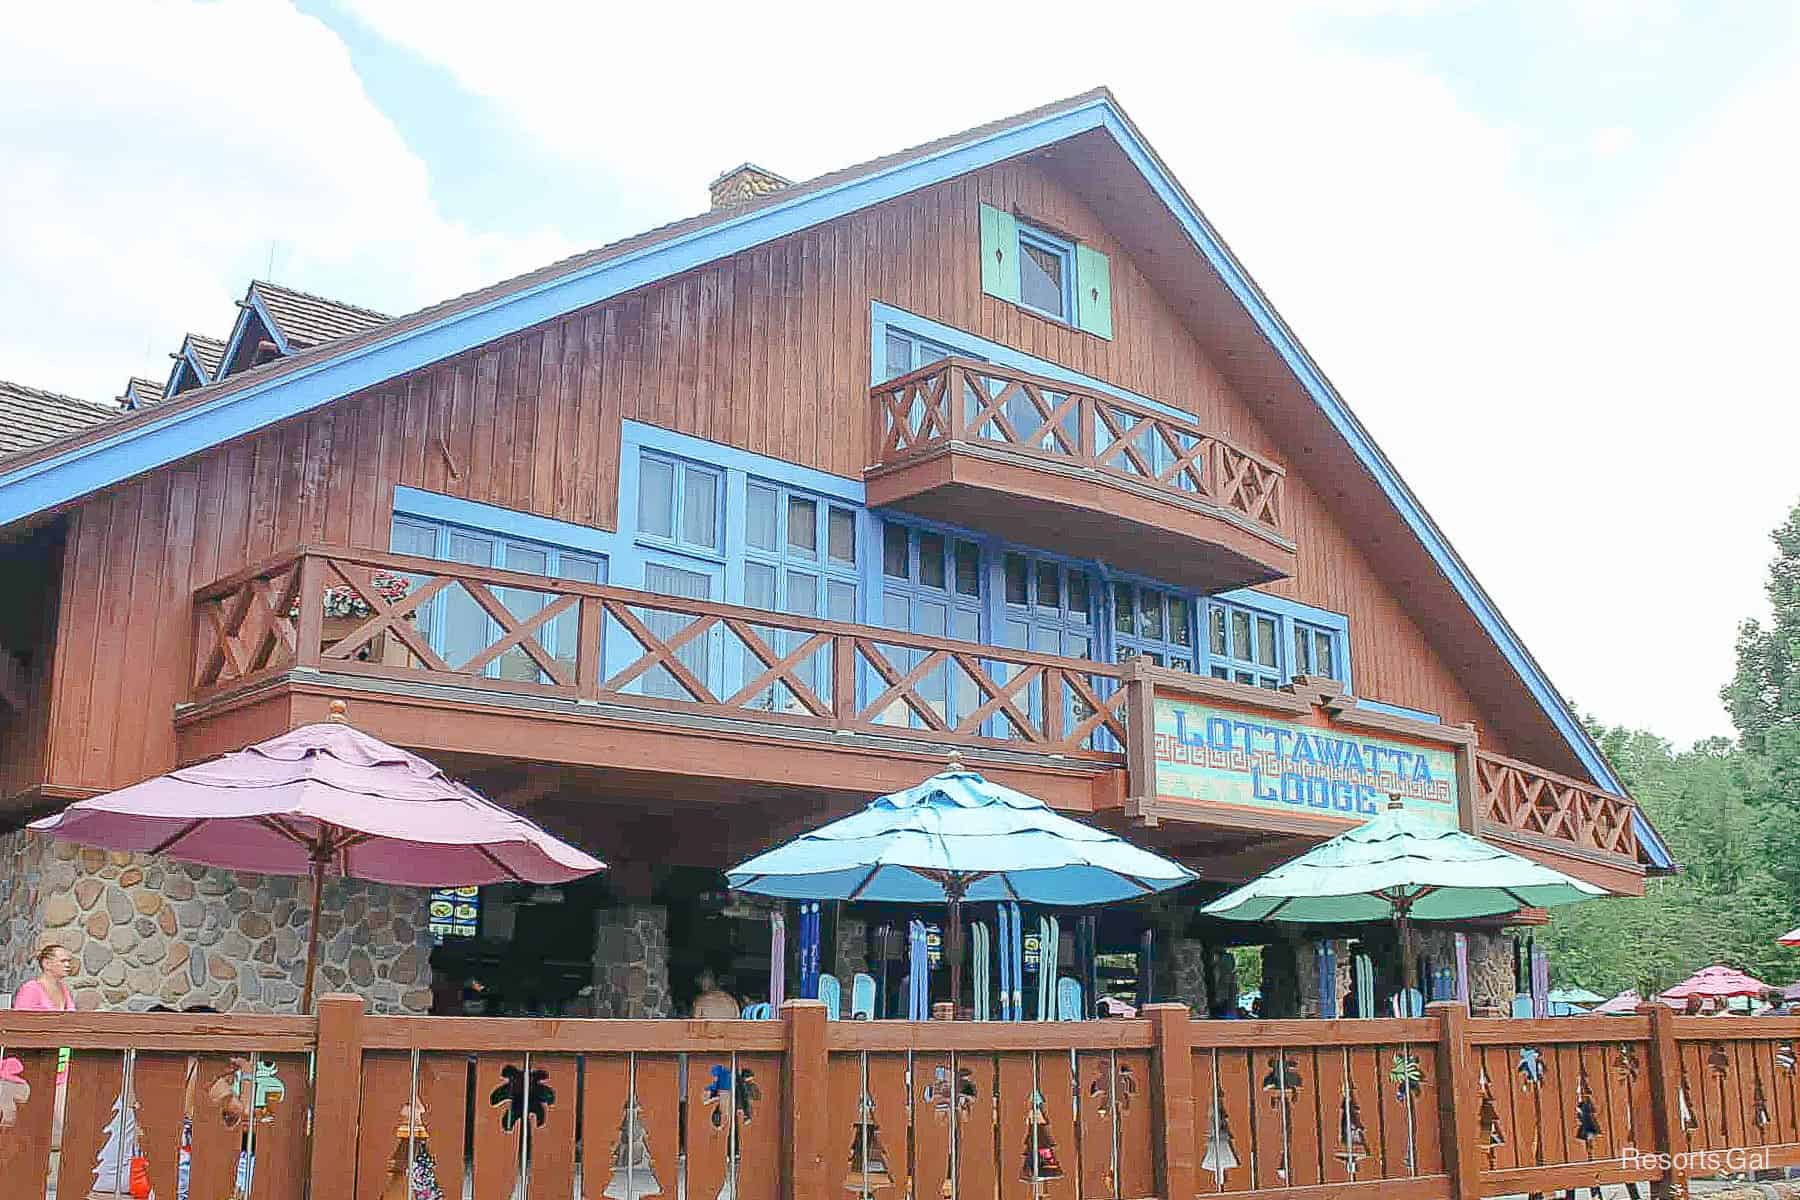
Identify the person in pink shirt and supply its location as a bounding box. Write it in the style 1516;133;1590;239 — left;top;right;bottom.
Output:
14;944;77;1088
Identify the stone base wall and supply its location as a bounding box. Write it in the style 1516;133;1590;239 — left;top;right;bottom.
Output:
2;830;432;1013
592;905;670;1018
1;831;52;996
834;915;868;980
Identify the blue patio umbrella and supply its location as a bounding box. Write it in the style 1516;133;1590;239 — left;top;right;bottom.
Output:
726;754;1197;1009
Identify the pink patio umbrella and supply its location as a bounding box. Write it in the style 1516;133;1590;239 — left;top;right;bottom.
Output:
30;701;603;1010
1592;989;1647;1015
1659;964;1769;1006
1780;927;1800;947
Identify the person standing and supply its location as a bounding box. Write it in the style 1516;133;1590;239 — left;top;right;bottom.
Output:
13;944;78;1148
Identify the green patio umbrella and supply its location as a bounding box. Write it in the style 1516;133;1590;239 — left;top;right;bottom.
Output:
1202;800;1607;995
1546;986;1607;1005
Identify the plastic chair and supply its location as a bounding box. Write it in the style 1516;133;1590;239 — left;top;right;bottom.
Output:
1056;977;1083;1021
818;973;842;1021
740;1002;773;1021
850;973;876;1020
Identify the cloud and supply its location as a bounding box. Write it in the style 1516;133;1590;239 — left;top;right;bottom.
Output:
4;1;1792;745
0;0;570;401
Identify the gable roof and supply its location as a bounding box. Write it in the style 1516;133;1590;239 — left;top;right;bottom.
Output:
0;379;121;459
0;90;1663;863
216;281;390;379
165;332;227;398
119;377;163;410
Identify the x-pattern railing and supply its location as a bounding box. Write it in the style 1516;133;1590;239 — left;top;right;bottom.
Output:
870;357;1287;538
1474;750;1639;859
192;547;1128;758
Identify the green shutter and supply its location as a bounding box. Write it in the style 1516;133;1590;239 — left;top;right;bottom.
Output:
1076;244;1113;339
980;204;1020;303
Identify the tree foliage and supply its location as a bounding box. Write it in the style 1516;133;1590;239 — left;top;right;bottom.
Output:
1540;501;1800;994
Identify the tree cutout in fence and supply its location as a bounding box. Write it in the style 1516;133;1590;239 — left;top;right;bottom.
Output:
1614;1044;1641;1143
1777;1043;1796;1073
1573;1064;1602;1144
1261;1055;1304;1110
0;1056;31;1129
843;1090;894;1197
1752;1069;1771;1130
489;1064;556;1132
1335;1078;1371;1176
1017;1089;1065;1189
379;1101;446;1200
1677;1071;1699;1132
1476;1067;1508;1166
1516;1048;1545;1087
1201;1097;1240;1181
605;1088;663;1200
91;1092;150;1199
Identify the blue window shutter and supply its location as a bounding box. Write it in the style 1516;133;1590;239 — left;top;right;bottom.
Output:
1075;244;1113;339
980;204;1020;303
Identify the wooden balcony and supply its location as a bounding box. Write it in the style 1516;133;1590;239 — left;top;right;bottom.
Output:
180;548;1652;890
7;999;1797;1200
181;545;1133;813
867;358;1296;592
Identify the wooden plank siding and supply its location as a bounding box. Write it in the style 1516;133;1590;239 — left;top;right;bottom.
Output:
30;154;1504;797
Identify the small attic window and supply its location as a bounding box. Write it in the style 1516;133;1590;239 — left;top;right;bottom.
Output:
1016;223;1074;321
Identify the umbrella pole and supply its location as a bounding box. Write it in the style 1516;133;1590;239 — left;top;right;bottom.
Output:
1393;897;1418;996
946;878;966;1020
301;852;327;1014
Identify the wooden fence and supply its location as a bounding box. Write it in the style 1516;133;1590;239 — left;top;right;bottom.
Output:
5;1000;1798;1199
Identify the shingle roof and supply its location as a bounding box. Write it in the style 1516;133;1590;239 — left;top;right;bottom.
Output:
120;377;163;410
249;281;388;349
184;333;225;379
0;379;121;458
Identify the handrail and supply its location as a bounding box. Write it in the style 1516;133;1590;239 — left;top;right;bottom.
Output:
190;545;1130;756
870;356;1288;537
9;1001;1796;1199
1474;748;1640;861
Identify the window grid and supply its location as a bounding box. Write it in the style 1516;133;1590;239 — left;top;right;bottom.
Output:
1207;599;1283;689
1111;582;1195;673
636;451;722;557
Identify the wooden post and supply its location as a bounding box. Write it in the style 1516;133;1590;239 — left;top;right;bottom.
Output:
782;999;830;1200
307;993;367;1197
1145;1002;1196;1200
293;552;325;668
1431;999;1482;1200
1640;1002;1686;1199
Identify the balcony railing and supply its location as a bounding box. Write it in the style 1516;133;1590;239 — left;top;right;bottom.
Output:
5;999;1794;1200
1474;749;1640;862
870;356;1288;540
191;546;1129;759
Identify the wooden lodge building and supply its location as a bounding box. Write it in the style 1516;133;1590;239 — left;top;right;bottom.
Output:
0;91;1670;1020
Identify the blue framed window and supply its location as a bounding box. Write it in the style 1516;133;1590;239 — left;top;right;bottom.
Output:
1111;581;1196;673
1207;598;1283;689
1017;223;1075;322
389;515;606;682
636;452;722;557
882;329;963;382
876;522;984;729
741;480;860;709
1293;619;1340;681
999;550;1096;659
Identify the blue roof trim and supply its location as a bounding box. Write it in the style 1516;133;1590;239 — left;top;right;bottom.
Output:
0;97;1113;531
1082;108;1635;810
0;92;1649;860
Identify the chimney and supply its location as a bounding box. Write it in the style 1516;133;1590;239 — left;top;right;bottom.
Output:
708;163;790;210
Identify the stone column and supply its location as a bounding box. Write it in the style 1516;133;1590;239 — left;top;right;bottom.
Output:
592;905;670;1018
1162;938;1209;1014
1207;946;1239;1015
833;914;868;980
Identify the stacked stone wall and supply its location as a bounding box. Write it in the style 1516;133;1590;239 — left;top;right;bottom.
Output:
2;830;431;1013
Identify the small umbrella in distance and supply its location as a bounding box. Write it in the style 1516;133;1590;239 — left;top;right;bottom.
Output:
30;701;603;1010
727;752;1196;1013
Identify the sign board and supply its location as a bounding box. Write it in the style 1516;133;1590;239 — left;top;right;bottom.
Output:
1151;696;1460;828
429;886;481;939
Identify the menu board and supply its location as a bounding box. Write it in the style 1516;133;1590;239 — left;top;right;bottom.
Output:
429;886;481;939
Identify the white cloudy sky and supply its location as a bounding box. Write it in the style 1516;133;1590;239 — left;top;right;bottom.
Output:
3;1;1797;745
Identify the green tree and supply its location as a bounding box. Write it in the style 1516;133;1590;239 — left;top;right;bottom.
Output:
1721;502;1800;753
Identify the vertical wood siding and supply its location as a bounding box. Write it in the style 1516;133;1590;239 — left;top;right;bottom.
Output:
35;156;1502;793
